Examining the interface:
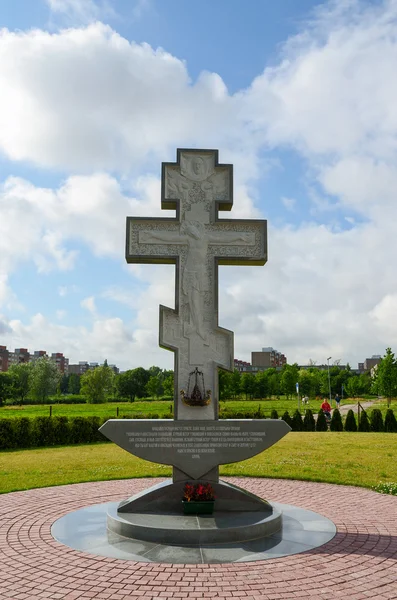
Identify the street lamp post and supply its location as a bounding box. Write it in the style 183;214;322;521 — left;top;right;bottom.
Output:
327;356;332;405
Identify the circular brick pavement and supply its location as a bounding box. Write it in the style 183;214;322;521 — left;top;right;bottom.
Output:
0;477;396;600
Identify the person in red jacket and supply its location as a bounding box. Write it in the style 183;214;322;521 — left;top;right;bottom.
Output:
321;398;331;419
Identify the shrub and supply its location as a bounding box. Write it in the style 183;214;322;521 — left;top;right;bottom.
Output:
0;419;15;449
358;410;370;432
270;409;279;420
13;417;33;448
316;409;328;432
281;411;292;428
384;409;397;433
69;417;94;444
344;409;357;432
370;409;384;432
52;416;70;445
330;409;343;432
303;409;315;431
33;417;55;446
291;410;303;431
254;404;264;419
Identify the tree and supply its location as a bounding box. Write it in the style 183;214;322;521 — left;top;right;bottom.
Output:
59;374;69;394
303;409;315;431
81;364;114;404
370;409;384;432
358;410;370;432
316;409;328;432
291;409;303;431
163;373;174;398
30;357;60;404
68;373;81;395
241;373;255;400
0;372;13;406
281;410;292;427
254;371;269;400
230;370;241;398
8;363;32;404
384;409;397;433
376;348;397;407
330;408;343;431
116;367;150;402
146;374;163;399
344;409;357;432
281;365;297;399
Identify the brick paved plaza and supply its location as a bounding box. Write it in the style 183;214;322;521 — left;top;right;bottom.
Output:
0;477;396;600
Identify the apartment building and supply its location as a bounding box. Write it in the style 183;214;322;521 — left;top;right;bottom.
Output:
251;347;287;369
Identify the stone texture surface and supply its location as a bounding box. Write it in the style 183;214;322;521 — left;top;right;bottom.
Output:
1;477;397;599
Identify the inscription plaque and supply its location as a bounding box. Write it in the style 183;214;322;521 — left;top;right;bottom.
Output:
100;419;290;479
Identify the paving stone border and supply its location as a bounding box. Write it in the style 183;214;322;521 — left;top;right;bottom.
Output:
0;477;396;599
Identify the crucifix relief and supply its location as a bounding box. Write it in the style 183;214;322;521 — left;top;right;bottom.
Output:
126;149;267;422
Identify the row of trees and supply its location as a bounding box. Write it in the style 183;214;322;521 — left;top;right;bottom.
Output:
1;347;396;405
219;364;372;400
220;348;397;402
0;359;174;405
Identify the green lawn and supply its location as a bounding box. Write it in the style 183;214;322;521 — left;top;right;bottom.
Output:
0;401;173;419
0;397;376;420
1;432;396;495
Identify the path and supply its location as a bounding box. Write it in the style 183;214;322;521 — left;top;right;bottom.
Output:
1;477;396;599
337;400;375;415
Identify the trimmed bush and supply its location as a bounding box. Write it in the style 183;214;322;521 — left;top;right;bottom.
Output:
344;409;357;432
281;411;293;428
291;410;303;431
69;417;95;444
303;409;315;432
14;417;33;448
358;410;370;432
316;409;328;432
384;409;397;433
270;409;279;420
330;409;343;432
370;409;384;432
33;417;55;446
0;419;15;449
52;416;70;445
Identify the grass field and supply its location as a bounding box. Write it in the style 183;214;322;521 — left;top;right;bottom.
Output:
0;397;378;419
1;432;396;495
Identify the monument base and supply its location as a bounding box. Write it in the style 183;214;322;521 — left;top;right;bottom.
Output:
108;479;282;545
118;479;270;513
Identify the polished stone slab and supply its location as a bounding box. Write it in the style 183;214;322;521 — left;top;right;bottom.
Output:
107;503;281;545
51;501;336;564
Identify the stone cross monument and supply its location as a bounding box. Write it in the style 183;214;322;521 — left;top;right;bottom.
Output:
126;148;266;422
100;149;290;518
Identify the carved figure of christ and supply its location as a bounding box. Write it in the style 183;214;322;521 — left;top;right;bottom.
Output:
139;221;254;341
126;148;267;427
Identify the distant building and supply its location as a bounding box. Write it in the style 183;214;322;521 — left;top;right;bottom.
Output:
68;362;90;375
363;355;382;372
233;359;251;372
9;348;30;366
251;347;287;369
31;350;47;362
51;352;69;375
0;346;9;372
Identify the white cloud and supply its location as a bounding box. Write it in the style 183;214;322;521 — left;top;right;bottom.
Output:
46;0;116;23
281;196;296;212
0;23;245;173
80;295;97;314
1;1;397;369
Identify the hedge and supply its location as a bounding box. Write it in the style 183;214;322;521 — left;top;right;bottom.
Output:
0;409;396;451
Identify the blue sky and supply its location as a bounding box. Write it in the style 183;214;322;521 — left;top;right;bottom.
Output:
0;0;396;370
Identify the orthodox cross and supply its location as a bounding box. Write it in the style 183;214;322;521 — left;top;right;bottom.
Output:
126;149;267;422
